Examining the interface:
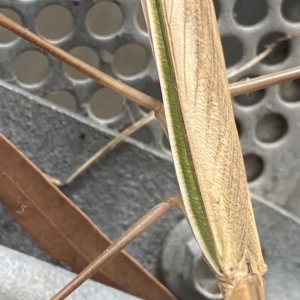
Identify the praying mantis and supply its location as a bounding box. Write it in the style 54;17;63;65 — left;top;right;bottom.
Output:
1;0;300;299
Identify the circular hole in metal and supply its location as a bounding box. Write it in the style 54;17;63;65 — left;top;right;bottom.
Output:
162;135;171;152
213;0;221;20
257;32;290;65
131;126;152;144
255;114;288;143
138;105;151;115
89;88;124;119
234;75;266;106
121;123;152;144
221;35;243;68
280;79;300;103
0;9;22;44
234;90;266;106
234;0;267;26
36;5;74;41
235;118;242;137
142;80;163;101
63;46;99;81
282;0;300;23
45;90;77;111
13;50;51;85
139;80;163;114
113;44;148;77
86;2;123;37
244;154;264;182
137;5;147;32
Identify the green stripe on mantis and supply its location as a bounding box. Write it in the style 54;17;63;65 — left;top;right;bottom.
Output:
150;0;219;267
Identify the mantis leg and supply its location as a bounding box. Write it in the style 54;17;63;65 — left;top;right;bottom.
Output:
46;111;155;186
50;196;181;300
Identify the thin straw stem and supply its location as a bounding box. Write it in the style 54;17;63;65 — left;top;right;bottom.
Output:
50;201;174;300
50;112;155;186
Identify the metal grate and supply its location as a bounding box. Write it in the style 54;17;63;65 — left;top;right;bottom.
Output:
1;0;300;211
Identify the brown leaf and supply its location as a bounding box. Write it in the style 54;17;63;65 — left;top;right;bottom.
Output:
0;134;177;300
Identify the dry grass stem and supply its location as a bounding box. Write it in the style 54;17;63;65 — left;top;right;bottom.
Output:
50;201;174;300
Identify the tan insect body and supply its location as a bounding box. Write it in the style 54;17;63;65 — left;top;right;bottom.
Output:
142;0;267;298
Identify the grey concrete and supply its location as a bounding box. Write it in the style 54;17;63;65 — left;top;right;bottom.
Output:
0;80;182;277
0;244;140;300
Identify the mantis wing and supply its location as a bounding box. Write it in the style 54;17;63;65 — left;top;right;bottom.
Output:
142;0;266;278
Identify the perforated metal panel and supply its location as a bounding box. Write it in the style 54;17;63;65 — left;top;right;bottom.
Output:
1;0;300;210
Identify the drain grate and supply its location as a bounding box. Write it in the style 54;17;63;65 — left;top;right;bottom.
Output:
0;0;300;210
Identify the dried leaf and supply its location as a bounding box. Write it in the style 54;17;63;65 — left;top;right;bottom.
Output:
0;134;177;300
